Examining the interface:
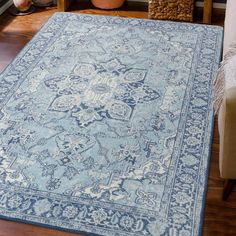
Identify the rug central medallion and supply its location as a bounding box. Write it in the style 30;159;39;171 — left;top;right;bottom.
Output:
46;58;159;127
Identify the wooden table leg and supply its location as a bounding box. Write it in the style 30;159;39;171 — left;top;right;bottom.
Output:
57;0;67;11
203;0;213;24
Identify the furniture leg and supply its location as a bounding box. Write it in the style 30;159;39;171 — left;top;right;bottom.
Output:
203;0;213;24
223;179;236;200
57;0;67;11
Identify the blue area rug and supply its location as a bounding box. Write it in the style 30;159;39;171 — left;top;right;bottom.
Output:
0;13;222;236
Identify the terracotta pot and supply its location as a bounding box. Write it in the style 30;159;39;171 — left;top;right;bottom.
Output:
91;0;125;9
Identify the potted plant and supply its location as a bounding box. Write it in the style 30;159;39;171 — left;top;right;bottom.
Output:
91;0;125;9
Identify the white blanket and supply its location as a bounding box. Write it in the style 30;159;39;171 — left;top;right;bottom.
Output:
213;44;236;114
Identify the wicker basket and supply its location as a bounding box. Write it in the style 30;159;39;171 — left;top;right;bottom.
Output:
149;0;194;22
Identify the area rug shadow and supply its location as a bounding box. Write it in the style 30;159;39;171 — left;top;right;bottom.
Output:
0;13;223;236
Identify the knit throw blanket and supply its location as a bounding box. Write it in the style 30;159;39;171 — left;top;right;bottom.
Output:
213;44;236;114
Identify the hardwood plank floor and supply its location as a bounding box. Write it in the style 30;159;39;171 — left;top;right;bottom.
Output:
0;1;234;235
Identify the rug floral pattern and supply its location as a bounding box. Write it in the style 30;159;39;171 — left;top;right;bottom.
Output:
0;13;223;236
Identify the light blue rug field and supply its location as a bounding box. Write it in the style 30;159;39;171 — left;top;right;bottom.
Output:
0;13;222;236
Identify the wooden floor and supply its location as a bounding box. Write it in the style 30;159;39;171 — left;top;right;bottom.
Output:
0;1;235;236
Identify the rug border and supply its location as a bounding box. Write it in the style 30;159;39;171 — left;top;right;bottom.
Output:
197;112;214;236
197;28;224;236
